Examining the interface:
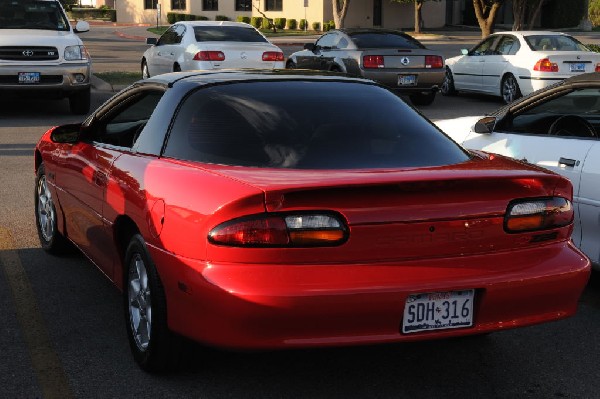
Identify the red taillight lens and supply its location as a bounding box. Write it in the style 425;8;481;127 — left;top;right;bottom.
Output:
209;213;348;247
533;58;558;72
595;63;600;72
193;51;226;61
363;55;384;69
504;197;573;233
425;55;443;69
262;51;284;61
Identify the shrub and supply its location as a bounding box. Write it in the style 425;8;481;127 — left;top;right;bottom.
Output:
587;43;600;52
261;18;272;30
286;18;297;29
236;16;251;24
167;12;177;24
185;14;196;21
216;15;229;21
175;13;187;22
299;19;307;30
274;18;286;29
250;16;263;28
328;20;335;29
312;21;321;31
323;22;330;31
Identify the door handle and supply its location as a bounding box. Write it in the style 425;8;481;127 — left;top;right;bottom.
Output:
94;171;108;187
558;157;578;167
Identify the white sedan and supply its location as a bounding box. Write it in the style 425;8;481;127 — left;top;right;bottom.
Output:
141;21;284;77
442;31;600;103
437;72;600;270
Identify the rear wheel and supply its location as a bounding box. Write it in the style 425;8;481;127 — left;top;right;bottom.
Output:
35;163;69;254
69;88;91;115
124;234;181;372
501;74;522;104
173;63;181;73
286;60;296;69
409;92;436;106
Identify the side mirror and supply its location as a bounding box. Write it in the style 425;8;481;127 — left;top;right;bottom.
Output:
461;48;469;55
146;37;158;45
50;124;82;144
473;116;496;134
304;43;316;52
74;21;90;33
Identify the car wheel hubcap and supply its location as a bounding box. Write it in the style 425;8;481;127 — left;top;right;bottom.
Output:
442;70;452;93
128;254;152;352
503;77;516;103
37;175;55;242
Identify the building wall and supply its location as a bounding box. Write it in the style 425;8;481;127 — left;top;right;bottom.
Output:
343;1;446;30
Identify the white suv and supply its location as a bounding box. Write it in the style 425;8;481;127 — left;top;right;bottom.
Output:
0;0;92;114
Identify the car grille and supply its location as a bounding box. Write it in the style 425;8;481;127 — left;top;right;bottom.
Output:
0;75;63;84
0;46;60;61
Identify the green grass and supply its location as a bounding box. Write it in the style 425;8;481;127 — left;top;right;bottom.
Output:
148;26;169;35
94;71;142;86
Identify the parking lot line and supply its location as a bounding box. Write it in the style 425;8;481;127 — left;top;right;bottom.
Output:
0;227;73;399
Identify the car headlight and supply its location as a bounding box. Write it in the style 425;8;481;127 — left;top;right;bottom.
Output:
64;45;89;61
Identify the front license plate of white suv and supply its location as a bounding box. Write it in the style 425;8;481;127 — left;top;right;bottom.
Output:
18;72;40;84
402;290;474;333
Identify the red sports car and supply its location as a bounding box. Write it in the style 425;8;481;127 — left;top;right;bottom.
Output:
34;70;590;372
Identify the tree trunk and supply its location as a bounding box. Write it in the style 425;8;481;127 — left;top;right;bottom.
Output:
332;0;350;29
527;0;545;30
512;0;526;31
472;0;502;37
414;2;423;33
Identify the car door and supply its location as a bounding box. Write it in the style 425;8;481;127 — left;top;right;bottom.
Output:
452;36;498;92
54;87;165;278
147;24;186;75
461;88;600;249
577;141;600;265
482;35;520;94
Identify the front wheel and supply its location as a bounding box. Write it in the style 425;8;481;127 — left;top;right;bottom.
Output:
35;163;69;254
440;67;457;96
409;92;436;106
141;60;150;79
286;60;296;69
501;74;522;104
124;234;181;372
69;88;91;115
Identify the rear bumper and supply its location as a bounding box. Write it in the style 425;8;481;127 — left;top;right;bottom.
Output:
150;241;590;349
362;69;444;94
0;62;91;96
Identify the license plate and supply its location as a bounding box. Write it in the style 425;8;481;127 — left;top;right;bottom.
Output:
398;74;417;86
570;63;585;72
18;72;40;84
402;289;474;333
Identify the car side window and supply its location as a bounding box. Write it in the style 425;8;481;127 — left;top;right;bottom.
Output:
335;35;349;50
470;36;499;56
316;33;337;50
88;90;164;149
158;25;184;45
496;36;519;55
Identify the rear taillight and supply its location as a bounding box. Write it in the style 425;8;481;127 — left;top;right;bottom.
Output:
363;55;384;69
262;51;284;61
504;197;573;233
208;213;348;247
533;58;558;72
193;51;226;61
425;55;443;69
595;63;600;72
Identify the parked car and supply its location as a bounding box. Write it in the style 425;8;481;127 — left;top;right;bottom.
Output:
141;21;284;78
286;28;445;106
442;31;600;104
437;72;600;270
0;0;92;114
35;70;590;371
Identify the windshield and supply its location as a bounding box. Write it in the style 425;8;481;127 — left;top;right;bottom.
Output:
194;26;268;43
164;80;468;169
0;0;70;31
525;35;590;52
349;31;425;49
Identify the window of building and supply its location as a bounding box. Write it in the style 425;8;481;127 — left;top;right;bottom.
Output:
144;0;157;10
203;0;218;11
265;0;282;11
235;0;251;11
171;0;186;10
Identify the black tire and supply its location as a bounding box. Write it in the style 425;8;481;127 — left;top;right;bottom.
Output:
69;87;91;115
124;234;181;372
173;63;181;73
409;92;436;106
286;60;296;69
501;74;522;104
141;60;150;79
330;65;342;72
440;67;457;96
35;163;69;254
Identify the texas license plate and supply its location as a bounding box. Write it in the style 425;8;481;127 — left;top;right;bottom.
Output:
398;74;417;86
570;63;585;72
18;72;40;84
402;289;474;333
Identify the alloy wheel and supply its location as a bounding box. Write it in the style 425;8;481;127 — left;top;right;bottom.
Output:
128;253;152;352
37;175;55;243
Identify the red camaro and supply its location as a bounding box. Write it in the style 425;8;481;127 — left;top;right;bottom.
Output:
34;70;590;371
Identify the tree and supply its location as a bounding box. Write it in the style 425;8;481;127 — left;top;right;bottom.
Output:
472;0;505;37
512;0;546;30
332;0;350;29
391;0;442;34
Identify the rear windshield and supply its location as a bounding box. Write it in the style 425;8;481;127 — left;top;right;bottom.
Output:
164;80;468;169
349;32;425;49
0;0;69;31
524;35;589;52
194;26;268;43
